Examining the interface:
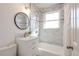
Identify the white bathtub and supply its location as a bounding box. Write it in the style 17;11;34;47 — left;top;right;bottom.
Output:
37;42;64;56
0;44;17;56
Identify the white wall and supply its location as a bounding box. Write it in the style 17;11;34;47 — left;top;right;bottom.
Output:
0;3;29;47
39;4;64;46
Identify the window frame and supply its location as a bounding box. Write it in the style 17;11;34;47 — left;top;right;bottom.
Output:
43;11;60;29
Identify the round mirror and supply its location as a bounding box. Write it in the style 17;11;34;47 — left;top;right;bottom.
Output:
14;12;29;30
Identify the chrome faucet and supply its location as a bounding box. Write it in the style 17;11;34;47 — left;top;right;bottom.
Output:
24;32;31;37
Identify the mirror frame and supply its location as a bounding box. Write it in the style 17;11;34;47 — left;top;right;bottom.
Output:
14;12;29;30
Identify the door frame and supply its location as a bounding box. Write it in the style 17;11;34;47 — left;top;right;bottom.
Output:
63;3;73;56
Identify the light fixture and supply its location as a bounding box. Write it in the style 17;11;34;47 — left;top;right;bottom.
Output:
25;3;31;16
25;3;32;33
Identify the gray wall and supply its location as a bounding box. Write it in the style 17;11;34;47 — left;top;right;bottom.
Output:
39;4;64;46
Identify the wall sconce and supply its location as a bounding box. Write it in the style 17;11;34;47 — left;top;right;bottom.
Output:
25;3;31;16
25;7;30;16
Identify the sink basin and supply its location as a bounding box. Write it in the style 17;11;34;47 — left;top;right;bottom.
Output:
16;36;38;56
16;36;38;41
16;37;30;41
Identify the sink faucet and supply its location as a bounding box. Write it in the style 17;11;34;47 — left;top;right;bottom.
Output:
24;32;31;37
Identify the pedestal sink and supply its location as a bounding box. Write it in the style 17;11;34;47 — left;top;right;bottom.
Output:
16;36;38;56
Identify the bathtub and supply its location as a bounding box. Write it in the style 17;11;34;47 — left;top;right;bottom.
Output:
37;42;64;56
0;44;17;56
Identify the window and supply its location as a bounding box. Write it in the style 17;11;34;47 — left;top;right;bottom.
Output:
43;12;60;29
46;12;59;21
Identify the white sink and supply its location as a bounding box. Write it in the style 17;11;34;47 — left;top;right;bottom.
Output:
16;37;30;41
16;36;38;56
16;36;38;40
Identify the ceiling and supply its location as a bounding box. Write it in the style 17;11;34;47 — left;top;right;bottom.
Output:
33;3;58;9
24;3;63;13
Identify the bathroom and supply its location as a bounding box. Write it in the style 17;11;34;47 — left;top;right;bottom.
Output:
0;3;79;56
